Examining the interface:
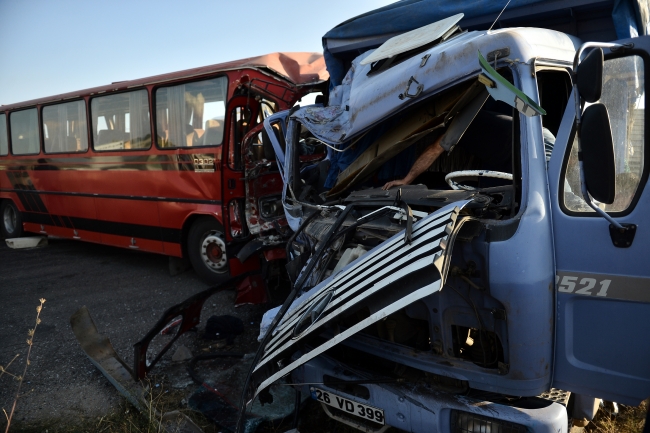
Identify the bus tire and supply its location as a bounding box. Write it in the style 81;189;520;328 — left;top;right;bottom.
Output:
187;217;230;284
1;201;24;239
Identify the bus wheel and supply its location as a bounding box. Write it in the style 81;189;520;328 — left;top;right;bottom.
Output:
187;218;230;284
1;201;23;239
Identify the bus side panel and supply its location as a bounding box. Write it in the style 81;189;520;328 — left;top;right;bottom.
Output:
78;166;162;253
155;166;223;255
28;170;102;243
94;197;163;253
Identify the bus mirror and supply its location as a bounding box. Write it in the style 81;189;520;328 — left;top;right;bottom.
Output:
576;48;603;103
580;103;615;204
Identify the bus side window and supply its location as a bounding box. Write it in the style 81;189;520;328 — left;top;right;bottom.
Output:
42;100;88;154
10;108;40;155
0;114;8;156
91;90;151;152
155;77;227;149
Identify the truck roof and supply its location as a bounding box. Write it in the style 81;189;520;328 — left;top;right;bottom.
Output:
323;0;646;86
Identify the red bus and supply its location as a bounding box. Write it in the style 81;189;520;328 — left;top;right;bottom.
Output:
0;52;327;303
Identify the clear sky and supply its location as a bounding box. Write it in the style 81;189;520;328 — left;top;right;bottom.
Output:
0;0;396;106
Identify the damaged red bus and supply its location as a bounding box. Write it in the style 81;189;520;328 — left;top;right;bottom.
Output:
0;53;327;302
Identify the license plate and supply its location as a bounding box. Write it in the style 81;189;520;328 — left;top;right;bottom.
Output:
311;387;385;425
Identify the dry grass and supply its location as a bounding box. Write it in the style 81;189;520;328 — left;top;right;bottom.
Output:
587;400;648;433
1;299;46;433
7;385;222;433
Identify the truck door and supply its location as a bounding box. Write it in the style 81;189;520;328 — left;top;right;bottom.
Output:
548;41;650;405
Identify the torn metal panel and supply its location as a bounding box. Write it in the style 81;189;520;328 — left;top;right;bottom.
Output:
133;275;251;380
70;307;204;433
236;235;284;263
5;236;47;249
70;306;146;411
360;13;464;65
248;200;472;400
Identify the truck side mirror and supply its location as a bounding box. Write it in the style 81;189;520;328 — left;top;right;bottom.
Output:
580;103;615;204
575;46;615;204
576;48;603;103
571;42;631;237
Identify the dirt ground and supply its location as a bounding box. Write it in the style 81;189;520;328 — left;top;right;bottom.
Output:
0;236;272;430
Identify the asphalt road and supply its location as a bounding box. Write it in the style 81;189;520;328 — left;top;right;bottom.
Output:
0;235;267;429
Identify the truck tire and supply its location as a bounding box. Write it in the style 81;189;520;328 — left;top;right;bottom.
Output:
1;201;23;239
187;217;231;284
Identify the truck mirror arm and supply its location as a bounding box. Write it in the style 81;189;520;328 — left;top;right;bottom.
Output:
576;158;623;228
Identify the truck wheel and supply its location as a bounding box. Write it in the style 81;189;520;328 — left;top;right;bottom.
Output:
187;217;230;284
1;201;23;239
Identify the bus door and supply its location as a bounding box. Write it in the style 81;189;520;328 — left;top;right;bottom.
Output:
241;106;286;237
222;97;255;272
548;41;650;404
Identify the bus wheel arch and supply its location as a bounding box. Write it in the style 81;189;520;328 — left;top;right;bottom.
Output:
1;199;24;239
186;216;230;284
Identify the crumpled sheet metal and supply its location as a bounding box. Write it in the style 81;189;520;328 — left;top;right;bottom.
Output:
246;52;329;85
294;28;578;146
70;306;203;433
250;200;472;400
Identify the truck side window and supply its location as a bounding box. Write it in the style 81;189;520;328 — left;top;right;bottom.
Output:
562;55;645;213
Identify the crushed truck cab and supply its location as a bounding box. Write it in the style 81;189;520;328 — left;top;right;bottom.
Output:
243;10;650;433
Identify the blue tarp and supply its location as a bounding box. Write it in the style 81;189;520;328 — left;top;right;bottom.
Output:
323;0;650;86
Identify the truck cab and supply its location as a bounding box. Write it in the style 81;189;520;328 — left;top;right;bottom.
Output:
244;14;650;433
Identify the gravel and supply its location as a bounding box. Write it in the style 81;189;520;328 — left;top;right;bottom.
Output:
0;236;267;429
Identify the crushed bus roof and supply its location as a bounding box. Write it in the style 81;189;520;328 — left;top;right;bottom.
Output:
1;52;328;110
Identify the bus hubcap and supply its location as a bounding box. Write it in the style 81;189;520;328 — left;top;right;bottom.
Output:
200;231;227;273
3;206;16;234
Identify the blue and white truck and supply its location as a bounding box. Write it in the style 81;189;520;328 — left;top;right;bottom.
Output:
243;1;650;431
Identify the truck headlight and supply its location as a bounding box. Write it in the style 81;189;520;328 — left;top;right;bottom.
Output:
451;410;527;433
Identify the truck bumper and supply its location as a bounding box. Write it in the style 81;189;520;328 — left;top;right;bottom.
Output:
294;356;568;433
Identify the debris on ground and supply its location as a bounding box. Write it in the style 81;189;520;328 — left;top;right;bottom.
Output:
187;354;302;433
172;345;194;362
204;315;244;343
5;236;47;249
